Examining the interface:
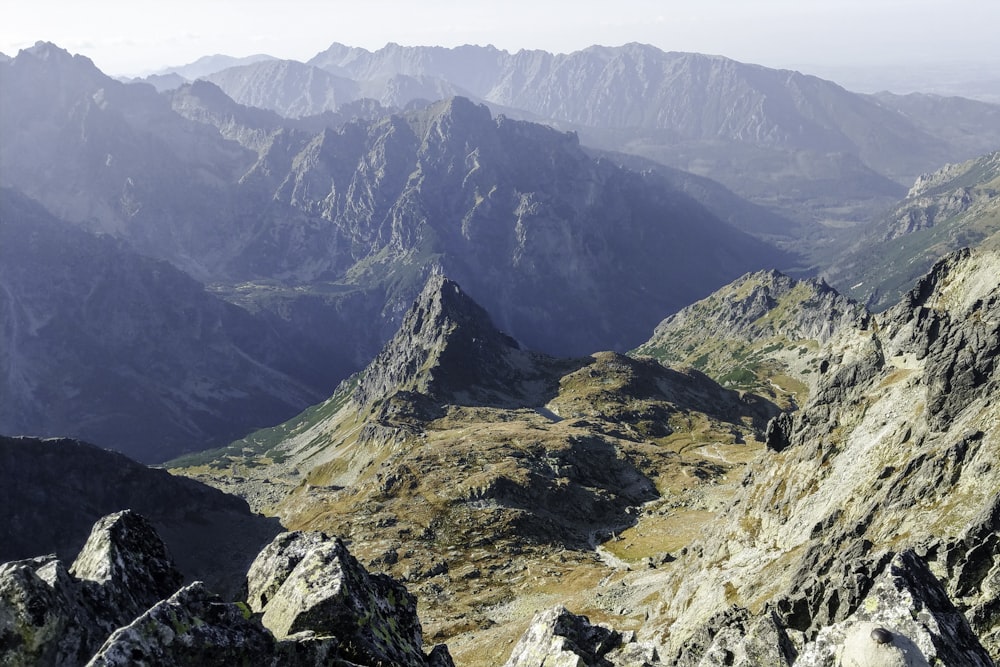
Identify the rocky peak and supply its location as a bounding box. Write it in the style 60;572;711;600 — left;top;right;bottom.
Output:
353;274;551;409
19;41;86;66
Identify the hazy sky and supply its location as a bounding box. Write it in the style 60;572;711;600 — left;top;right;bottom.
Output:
3;0;1000;77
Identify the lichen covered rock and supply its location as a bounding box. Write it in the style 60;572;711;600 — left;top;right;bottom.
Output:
0;510;186;666
247;530;447;666
0;555;94;666
85;582;275;666
70;510;184;621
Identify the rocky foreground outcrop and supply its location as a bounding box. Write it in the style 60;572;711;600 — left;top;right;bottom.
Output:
0;512;451;666
0;511;184;665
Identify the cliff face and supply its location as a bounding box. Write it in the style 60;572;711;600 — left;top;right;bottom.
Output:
645;246;1000;662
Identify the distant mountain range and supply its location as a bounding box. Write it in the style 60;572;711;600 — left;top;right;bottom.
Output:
150;42;1000;230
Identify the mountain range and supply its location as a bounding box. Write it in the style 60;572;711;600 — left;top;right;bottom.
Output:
161;42;1000;231
2;39;997;460
1;37;999;665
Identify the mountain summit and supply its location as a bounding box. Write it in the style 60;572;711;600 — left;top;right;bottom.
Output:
353;274;552;408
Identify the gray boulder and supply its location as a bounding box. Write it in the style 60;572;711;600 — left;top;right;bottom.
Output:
503;606;661;666
0;555;95;665
247;530;450;666
85;581;275;666
70;510;184;621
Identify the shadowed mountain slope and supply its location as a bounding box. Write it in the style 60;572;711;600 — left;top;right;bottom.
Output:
0;436;281;599
0;188;323;462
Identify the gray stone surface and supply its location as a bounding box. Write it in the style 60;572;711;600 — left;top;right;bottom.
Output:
795;551;993;667
504;606;661;667
247;530;447;666
85;582;275;666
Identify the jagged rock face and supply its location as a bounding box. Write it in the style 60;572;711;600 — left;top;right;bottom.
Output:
645;246;1000;662
0;511;185;666
795;551;994;667
933;496;1000;658
504;606;661;667
85;582;277;667
675;609;796;667
353;274;558;409
0;436;282;599
246;531;439;667
642;269;868;349
887;249;1000;431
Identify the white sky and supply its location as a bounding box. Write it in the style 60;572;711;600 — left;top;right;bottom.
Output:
3;0;999;77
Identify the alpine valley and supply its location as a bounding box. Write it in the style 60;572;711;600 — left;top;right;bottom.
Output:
1;40;998;667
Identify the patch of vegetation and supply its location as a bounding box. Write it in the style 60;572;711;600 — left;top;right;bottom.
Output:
168;376;360;470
